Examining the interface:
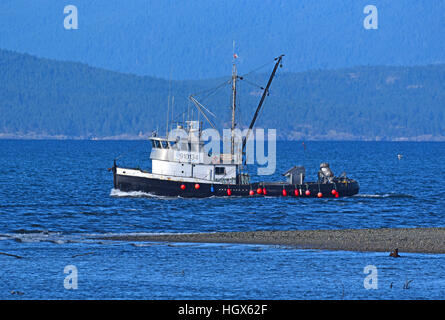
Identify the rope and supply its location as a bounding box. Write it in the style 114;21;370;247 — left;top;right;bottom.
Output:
190;79;231;98
238;77;264;90
239;58;276;79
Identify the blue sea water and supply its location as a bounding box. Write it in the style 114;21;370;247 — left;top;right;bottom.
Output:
0;140;444;299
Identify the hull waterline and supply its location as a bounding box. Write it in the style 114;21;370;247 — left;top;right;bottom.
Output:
113;169;359;198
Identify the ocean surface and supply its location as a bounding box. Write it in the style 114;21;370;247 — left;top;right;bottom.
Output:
0;140;444;299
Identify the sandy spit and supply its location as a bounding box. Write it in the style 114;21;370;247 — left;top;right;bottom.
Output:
98;228;445;254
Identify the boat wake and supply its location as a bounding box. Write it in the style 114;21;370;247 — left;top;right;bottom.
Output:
354;193;414;199
110;188;159;198
109;189;219;200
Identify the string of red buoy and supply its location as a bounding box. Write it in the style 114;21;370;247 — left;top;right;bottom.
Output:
179;183;339;198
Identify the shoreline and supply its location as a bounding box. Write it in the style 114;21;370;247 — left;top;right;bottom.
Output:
99;227;445;254
2;135;445;142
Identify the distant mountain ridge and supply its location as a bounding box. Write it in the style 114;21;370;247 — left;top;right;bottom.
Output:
1;49;445;141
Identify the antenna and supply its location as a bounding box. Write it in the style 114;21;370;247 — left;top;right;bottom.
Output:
166;95;170;136
232;40;236;62
166;68;173;136
171;96;175;132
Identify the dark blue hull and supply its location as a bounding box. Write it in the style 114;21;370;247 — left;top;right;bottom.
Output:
114;172;359;198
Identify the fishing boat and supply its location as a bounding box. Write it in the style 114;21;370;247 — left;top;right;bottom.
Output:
111;55;359;198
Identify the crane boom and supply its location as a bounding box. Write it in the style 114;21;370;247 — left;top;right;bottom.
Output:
241;54;284;165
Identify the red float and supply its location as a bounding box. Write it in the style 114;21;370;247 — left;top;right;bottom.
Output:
282;189;287;196
249;190;255;196
180;184;186;190
263;188;267;195
335;193;339;198
294;189;299;196
194;184;200;189
317;192;323;198
227;189;232;196
257;188;262;194
331;189;337;195
305;190;311;196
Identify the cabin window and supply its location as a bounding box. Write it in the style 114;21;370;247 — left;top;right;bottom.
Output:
151;140;156;148
161;141;168;149
168;141;177;149
154;140;161;149
215;167;226;175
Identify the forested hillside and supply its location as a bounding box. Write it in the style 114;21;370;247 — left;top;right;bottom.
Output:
1;49;444;141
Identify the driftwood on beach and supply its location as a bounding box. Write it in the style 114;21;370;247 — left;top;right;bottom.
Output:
99;228;445;254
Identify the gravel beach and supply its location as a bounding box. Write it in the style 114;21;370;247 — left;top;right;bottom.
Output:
100;227;445;254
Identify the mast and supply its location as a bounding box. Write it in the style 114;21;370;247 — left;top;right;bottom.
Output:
231;42;238;159
241;54;284;165
231;61;237;157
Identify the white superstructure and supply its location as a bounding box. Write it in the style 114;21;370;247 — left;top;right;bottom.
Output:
148;121;248;185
